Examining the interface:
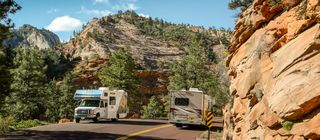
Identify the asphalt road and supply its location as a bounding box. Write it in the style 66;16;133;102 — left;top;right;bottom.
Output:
1;119;207;140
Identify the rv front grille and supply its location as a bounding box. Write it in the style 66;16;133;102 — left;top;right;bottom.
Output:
77;109;89;115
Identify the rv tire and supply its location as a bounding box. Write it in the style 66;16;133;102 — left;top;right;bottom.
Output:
175;124;183;128
111;114;119;122
75;118;80;123
93;114;100;123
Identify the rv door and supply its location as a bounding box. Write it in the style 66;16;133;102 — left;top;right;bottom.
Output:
99;100;108;119
107;96;117;118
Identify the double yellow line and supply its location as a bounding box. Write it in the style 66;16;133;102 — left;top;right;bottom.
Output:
116;124;172;140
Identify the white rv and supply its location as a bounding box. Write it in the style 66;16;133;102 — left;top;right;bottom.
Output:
73;87;128;123
169;88;212;127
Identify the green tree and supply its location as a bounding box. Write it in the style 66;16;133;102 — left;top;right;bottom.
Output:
0;51;11;113
58;72;77;119
0;0;21;44
0;0;20;114
42;48;74;81
162;96;169;117
168;39;210;90
45;80;61;122
168;39;228;112
45;73;78;122
141;96;164;119
5;48;47;120
228;0;254;12
99;48;139;91
99;47;140;112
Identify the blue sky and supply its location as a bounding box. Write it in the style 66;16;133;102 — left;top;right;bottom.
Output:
10;0;238;42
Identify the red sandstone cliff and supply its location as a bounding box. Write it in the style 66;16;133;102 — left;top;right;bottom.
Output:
224;0;320;139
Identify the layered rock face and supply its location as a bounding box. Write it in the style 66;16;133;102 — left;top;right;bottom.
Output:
61;13;231;96
4;24;60;49
224;0;320;139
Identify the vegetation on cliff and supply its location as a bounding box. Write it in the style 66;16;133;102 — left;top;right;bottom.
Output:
228;0;254;13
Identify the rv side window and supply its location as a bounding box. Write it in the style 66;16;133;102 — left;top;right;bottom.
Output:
109;96;116;105
100;101;105;108
175;98;189;106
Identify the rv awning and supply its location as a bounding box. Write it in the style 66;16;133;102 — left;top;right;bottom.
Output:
74;90;102;100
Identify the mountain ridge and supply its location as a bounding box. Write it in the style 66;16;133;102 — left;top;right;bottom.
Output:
4;24;60;49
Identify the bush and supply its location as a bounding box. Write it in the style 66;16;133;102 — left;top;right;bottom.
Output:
282;121;294;131
0;116;16;134
268;0;282;6
141;96;165;119
15;119;47;129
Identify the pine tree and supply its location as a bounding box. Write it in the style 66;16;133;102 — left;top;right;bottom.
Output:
99;47;139;92
168;39;228;110
0;46;14;113
141;96;164;118
0;52;10;111
0;0;20;114
0;0;21;44
58;72;77;119
168;39;210;90
6;48;47;120
99;47;140;112
228;0;254;12
45;80;61;122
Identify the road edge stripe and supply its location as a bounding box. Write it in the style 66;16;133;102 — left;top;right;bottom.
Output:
116;124;172;140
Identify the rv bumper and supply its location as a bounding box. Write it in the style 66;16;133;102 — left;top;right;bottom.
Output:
169;120;203;126
74;114;97;119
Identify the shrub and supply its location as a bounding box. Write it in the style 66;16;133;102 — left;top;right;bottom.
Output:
282;121;294;131
141;96;165;119
268;0;282;6
15;119;47;129
0;117;15;133
0;116;16;134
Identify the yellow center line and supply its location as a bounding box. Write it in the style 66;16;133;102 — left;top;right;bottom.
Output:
116;124;172;140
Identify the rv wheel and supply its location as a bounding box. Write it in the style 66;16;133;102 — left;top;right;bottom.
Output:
175;124;183;128
75;118;80;123
112;114;119;122
93;114;100;122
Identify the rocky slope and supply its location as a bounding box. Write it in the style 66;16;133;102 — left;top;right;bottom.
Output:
4;24;60;49
224;0;320;139
61;11;231;96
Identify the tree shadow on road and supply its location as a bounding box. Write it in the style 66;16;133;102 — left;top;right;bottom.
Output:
179;125;223;132
1;130;175;140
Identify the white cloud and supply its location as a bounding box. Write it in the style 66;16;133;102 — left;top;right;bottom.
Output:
93;0;110;4
112;3;139;11
120;0;138;2
78;6;112;17
46;16;82;32
138;13;149;18
47;8;59;14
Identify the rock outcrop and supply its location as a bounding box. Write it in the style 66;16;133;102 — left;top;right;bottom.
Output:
61;12;231;96
224;0;320;139
4;24;60;49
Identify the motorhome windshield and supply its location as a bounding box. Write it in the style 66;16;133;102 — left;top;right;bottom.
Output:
175;98;189;106
80;100;100;107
